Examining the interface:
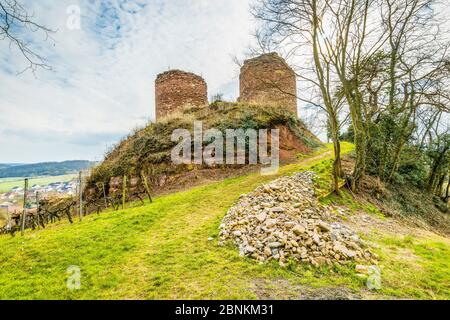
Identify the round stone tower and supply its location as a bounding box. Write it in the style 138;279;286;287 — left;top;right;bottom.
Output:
239;53;297;116
155;70;208;121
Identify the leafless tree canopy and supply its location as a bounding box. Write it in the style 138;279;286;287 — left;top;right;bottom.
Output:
252;0;450;194
0;0;54;73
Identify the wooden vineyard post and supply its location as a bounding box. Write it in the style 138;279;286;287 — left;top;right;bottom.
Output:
36;191;40;229
101;182;108;208
78;171;83;221
140;170;153;203
74;183;78;220
21;178;29;236
122;175;127;210
6;206;10;231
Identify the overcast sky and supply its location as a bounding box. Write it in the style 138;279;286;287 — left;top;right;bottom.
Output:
0;0;256;163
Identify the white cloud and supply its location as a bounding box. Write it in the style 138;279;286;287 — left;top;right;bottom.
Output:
0;0;255;163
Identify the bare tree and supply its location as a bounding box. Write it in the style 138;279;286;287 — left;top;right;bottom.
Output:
252;0;378;193
0;0;54;73
253;0;450;192
359;0;450;182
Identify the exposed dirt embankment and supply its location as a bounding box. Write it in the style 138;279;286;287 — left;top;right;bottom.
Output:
85;102;321;204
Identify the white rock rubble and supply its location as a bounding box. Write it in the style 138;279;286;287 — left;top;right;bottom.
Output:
219;171;376;267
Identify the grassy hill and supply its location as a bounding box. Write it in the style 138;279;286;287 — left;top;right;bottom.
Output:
86;102;320;199
0;142;448;300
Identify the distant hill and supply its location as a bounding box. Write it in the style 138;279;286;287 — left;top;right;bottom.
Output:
0;164;25;170
0;160;97;178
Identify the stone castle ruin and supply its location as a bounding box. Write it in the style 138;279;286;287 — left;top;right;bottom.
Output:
76;52;315;226
155;52;297;121
155;70;208;120
238;53;297;115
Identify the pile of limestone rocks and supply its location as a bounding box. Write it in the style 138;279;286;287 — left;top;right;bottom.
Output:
219;171;376;267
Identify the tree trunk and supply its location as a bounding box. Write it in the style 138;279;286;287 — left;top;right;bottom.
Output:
347;97;366;192
435;172;446;197
331;117;342;195
444;174;450;202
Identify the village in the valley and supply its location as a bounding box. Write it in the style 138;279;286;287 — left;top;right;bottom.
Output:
0;179;78;217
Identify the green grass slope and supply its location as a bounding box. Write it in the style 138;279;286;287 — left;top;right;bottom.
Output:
0;142;448;300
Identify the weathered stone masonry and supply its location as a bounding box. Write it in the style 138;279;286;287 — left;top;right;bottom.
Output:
154;53;297;122
239;53;297;116
155;70;208;121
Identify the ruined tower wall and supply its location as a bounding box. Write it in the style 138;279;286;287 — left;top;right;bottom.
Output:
239;53;297;116
155;70;208;121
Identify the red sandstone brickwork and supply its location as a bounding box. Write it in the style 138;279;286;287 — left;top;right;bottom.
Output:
155;70;208;121
239;53;297;116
